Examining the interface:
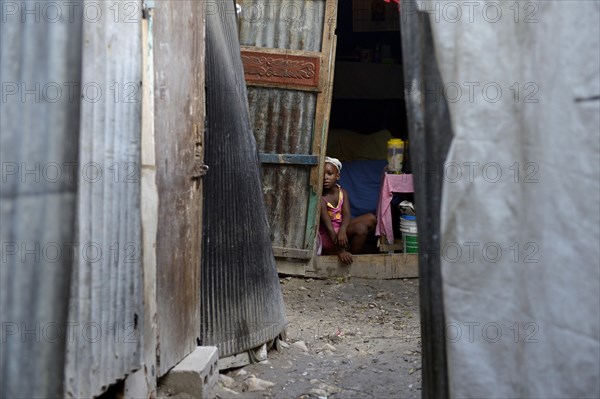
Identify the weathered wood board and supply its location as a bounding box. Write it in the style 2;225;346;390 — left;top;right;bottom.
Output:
276;253;419;279
153;0;205;377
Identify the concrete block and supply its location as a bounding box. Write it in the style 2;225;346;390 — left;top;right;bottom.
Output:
159;346;219;398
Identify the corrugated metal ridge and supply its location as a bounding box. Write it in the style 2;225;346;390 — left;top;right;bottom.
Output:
64;3;143;397
0;10;83;399
246;85;315;249
238;0;325;52
202;2;287;358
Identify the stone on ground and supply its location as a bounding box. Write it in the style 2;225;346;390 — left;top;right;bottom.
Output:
322;343;336;352
244;376;275;392
218;374;235;389
211;384;239;397
290;340;309;352
231;368;247;377
310;380;341;395
308;388;328;397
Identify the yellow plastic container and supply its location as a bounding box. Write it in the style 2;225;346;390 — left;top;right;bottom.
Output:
387;138;404;173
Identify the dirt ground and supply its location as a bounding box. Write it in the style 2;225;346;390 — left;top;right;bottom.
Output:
212;276;422;398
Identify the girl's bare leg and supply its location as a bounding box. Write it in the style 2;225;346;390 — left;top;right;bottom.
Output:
347;213;377;254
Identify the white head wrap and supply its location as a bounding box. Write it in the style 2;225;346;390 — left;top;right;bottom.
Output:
325;156;342;172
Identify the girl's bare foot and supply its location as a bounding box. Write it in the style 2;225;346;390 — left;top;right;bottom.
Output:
338;250;353;265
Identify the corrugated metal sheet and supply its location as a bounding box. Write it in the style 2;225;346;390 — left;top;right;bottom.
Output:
248;87;316;154
260;165;311;248
202;2;287;358
153;0;205;377
64;2;143;397
0;8;83;399
238;0;328;253
248;74;317;249
247;87;315;248
238;0;325;51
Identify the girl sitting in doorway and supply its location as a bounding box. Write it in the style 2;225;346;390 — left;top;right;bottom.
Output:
318;157;377;265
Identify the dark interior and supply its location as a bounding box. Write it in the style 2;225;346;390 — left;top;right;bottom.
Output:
329;0;408;140
328;1;413;243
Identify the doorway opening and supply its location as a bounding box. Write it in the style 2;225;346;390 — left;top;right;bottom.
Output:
321;0;415;258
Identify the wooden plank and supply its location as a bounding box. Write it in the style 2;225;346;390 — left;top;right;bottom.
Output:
241;49;321;90
312;254;419;279
259;153;319;165
274;259;310;277
125;8;159;398
154;0;205;377
240;45;321;58
304;188;319;253
305;0;338;249
379;237;404;252
275;254;419;279
243;76;322;92
272;246;313;259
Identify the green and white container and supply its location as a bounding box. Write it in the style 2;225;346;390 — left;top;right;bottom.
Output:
400;215;418;253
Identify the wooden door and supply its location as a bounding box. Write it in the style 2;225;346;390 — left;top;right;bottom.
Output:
153;0;205;376
237;0;338;259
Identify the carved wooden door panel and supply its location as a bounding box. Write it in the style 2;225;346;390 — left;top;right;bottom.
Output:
237;0;338;259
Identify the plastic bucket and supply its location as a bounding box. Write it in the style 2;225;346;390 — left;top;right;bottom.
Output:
400;216;418;253
400;216;417;231
402;232;419;253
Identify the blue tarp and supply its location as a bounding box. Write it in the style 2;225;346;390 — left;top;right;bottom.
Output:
339;160;387;218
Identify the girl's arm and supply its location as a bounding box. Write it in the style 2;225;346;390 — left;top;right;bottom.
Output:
337;188;352;247
319;197;338;244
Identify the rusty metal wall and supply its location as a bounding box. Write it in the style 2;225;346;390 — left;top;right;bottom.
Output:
260;164;311;248
239;0;323;251
247;87;316;248
0;4;83;398
202;1;287;358
238;0;325;51
248;87;316;154
64;2;144;397
153;0;205;377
